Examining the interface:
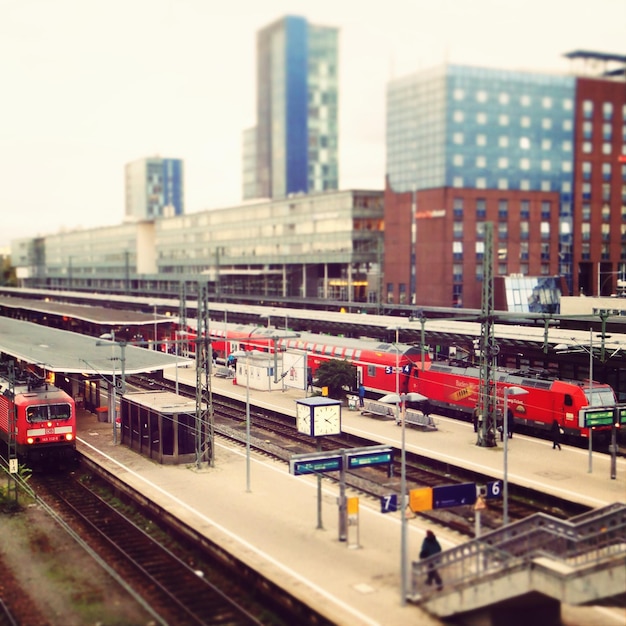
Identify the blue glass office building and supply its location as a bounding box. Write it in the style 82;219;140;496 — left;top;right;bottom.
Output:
244;16;339;200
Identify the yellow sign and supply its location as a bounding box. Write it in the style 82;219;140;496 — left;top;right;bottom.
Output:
409;487;433;512
347;497;359;515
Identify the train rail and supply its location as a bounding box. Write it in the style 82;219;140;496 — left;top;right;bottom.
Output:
31;469;316;626
135;374;592;536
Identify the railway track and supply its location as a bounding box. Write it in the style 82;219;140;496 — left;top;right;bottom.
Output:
133;373;592;536
31;470;311;626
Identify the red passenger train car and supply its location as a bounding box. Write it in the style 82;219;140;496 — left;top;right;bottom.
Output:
193;323;431;395
0;370;76;465
408;362;617;439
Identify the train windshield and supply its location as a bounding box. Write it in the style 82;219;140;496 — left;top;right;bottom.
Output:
26;403;72;423
585;388;616;407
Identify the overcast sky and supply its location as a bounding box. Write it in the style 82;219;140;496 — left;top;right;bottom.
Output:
1;0;624;249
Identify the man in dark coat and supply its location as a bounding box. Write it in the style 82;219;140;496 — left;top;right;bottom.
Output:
419;530;443;590
551;420;562;450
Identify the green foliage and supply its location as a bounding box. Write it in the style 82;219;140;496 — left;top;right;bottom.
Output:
315;359;357;399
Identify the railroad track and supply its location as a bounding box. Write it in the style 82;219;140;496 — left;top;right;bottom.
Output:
32;471;291;626
132;374;592;536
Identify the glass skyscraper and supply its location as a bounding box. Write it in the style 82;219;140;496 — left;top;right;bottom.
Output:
243;15;339;200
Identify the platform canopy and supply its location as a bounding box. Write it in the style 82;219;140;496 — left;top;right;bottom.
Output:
0;317;192;375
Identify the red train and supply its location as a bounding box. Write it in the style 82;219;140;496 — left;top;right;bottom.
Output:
408;361;617;439
0;369;77;465
187;323;430;395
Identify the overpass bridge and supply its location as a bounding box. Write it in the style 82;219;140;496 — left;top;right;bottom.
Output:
411;503;626;625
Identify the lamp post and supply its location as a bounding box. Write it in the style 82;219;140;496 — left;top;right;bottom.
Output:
95;332;126;444
231;348;252;492
502;386;528;526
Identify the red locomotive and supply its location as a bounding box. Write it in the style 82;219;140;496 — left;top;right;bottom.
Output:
0;369;76;465
408;361;617;439
198;323;431;394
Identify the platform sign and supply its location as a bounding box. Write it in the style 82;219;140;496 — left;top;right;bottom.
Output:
617;406;626;425
290;455;342;476
432;482;476;509
486;480;503;499
347;448;392;469
579;407;615;428
380;494;398;513
409;487;433;512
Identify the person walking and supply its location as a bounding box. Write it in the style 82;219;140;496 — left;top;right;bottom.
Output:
358;383;365;408
551;419;562;450
419;530;443;590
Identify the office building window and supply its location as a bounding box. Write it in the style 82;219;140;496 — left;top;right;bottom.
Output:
602;223;610;241
453;176;464;187
583;142;592;153
520;158;530;170
453;222;463;239
582;243;590;260
603;123;612;141
583;100;593;118
603;102;613;120
562;140;572;151
521;95;531;106
453;110;464;122
582;162;592;180
476;264;484;281
602;203;611;221
498;178;509;190
541;201;551;219
476;198;486;218
520;241;529;260
581;223;590;241
499;136;509;148
602;142;612;155
520;137;530;149
453;88;465;100
521;221;529;239
476;177;487;189
541;222;550;240
542;139;552;150
499;114;509;126
476;156;486;167
521;116;531;128
453;197;464;219
476;90;488;102
602;163;612;181
453;264;463;282
498;222;508;240
520;200;530;219
476;241;485;260
476;134;487;146
541;242;550;259
498;199;509;219
582;203;591;221
499;93;510;104
498;157;509;168
453;240;463;260
542;118;552;130
583;121;593;139
453;154;464;166
520;179;531;190
476;222;485;239
453;132;464;144
477;112;487;124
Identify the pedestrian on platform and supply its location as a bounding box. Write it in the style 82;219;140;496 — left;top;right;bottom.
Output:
507;410;515;439
419;530;443;590
358;383;365;408
307;371;313;393
551;419;562;451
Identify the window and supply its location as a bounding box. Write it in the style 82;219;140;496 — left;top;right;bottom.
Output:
453;88;465;100
499;136;509;148
542;118;552;129
499;114;509;126
476;134;487;146
498;157;509;168
477;112;487;124
521;116;531;128
582;161;592;180
521;221;529;239
453;241;463;260
583;141;592;153
583;100;593;118
520;241;529;260
453;154;464;166
541;160;551;171
476;198;486;218
602;142;612;155
520;158;530;170
453;110;464;122
582;243;590;260
563;98;573;111
453;132;464;144
603;183;611;202
498;222;508;239
476;222;485;239
541;201;551;219
498;199;509;219
542;97;552;109
453;222;463;238
520;137;530;149
453;264;463;282
541;222;550;240
581;223;590;241
476;241;484;258
603;102;613;120
582;203;591;221
498;178;509;190
453;176;464;187
602;163;612;181
583;121;593;139
602;223;610;241
541;181;551;192
562;161;572;173
476;90;488;102
603;123;612;141
521;95;531;106
520;200;530;219
542;139;552;150
520;179;531;191
602;203;611;221
476;177;487;188
541;242;550;260
453;197;464;219
476;156;486;168
562;140;572;151
563;119;573;131
499;93;510;105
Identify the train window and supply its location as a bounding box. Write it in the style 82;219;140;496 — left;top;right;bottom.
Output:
333;347;343;357
354;350;361;360
564;394;573;407
367;365;376;377
49;403;72;420
26;405;48;422
345;349;354;359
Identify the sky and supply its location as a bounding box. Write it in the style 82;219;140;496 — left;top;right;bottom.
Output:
1;0;624;249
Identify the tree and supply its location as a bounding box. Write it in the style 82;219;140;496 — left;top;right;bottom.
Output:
315;359;356;399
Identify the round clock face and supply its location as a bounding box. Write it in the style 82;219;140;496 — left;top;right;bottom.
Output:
313;404;341;436
296;403;311;435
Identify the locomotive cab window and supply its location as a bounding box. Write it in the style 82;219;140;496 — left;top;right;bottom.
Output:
564;394;573;407
26;403;72;422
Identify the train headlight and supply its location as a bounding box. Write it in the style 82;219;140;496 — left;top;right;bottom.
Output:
65;434;74;441
27;437;34;445
47;421;53;428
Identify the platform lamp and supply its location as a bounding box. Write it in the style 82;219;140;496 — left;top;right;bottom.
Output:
95;332;126;445
502;386;527;526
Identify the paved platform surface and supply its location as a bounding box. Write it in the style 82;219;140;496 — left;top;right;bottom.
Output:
75;368;626;626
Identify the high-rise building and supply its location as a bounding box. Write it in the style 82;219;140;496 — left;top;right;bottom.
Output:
243;15;339;200
125;156;184;220
384;55;626;310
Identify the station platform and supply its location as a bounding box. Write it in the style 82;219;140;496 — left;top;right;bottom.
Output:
75;368;626;626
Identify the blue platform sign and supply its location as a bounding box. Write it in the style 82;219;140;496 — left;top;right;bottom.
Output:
432;482;477;509
380;494;398;513
290;456;342;476
486;480;502;499
348;448;392;469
